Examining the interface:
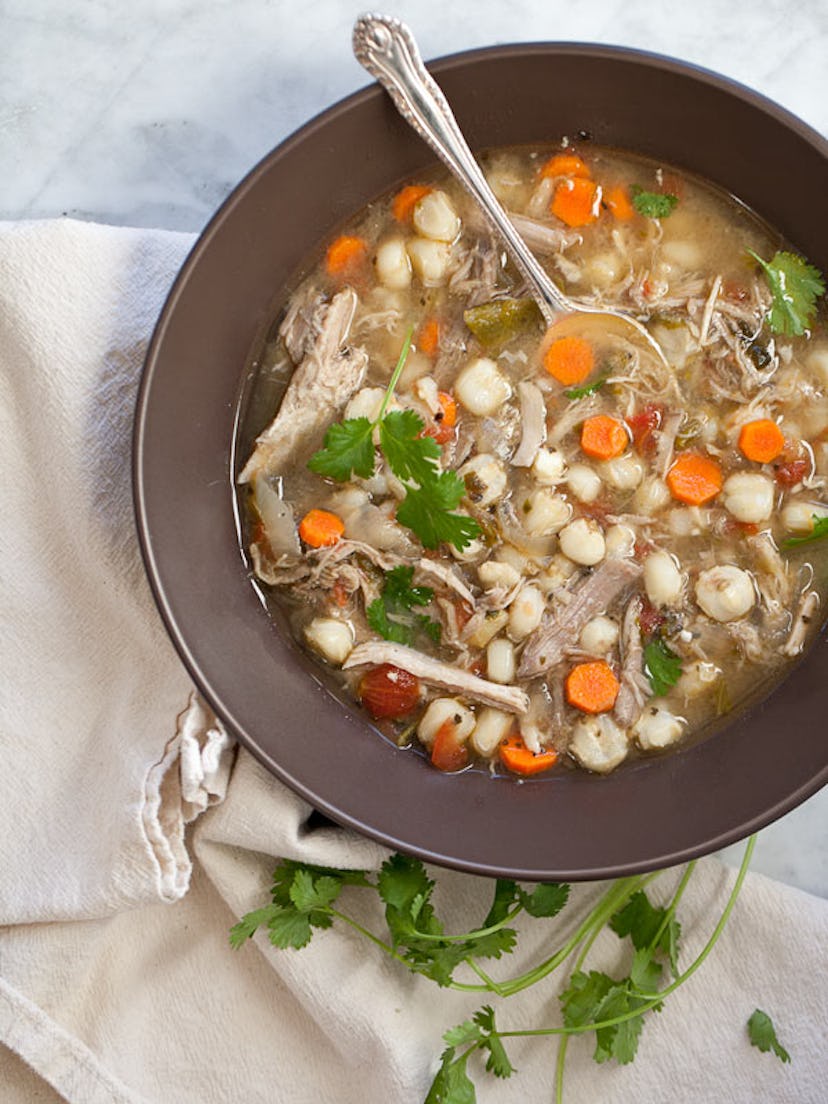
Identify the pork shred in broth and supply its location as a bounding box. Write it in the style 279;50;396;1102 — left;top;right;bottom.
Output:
238;144;828;777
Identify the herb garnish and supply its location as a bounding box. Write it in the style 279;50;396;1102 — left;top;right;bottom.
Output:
232;838;761;1103
308;330;482;552
631;185;678;219
747;1009;791;1064
781;515;828;549
564;375;609;401
367;566;441;646
747;250;825;336
643;637;683;697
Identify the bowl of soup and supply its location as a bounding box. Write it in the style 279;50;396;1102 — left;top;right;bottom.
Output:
134;42;828;879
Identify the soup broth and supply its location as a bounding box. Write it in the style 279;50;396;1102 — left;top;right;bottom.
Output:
237;143;828;777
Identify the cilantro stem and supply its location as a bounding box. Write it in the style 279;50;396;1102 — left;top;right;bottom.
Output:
495;875;651;998
646;859;696;962
375;326;414;424
388;904;525;946
327;907;413;970
487;836;756;1045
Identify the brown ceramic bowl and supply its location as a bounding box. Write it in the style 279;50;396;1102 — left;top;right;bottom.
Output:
134;43;828;880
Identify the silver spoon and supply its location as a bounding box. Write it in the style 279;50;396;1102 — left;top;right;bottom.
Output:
353;12;669;365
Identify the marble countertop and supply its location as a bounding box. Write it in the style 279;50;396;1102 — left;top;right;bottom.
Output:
3;0;826;895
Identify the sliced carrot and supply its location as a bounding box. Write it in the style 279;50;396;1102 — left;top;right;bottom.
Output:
540;153;591;180
431;719;470;772
298;508;345;548
543;335;595;386
436;390;457;428
581;414;629;460
666;453;723;506
392;184;432;223
565;660;620;715
499;733;558;776
738;419;785;464
550;177;601;228
604;184;635;221
325;235;368;279
418;318;441;358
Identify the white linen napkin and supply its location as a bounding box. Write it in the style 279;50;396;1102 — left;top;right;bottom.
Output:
0;219;825;1104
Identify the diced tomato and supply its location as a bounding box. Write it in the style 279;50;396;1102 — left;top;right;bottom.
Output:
421;420;455;446
430;719;470;772
638;599;665;638
331;579;350;608
626;403;663;456
774;458;809;488
358;665;421;720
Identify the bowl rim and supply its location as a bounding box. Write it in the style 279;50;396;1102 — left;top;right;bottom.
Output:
134;40;828;881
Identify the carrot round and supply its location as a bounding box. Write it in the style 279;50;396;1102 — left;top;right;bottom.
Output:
666;453;723;506
738;419;785;464
436;390;457;428
431;719;469;772
499;733;558;776
392;184;432;223
325;235;368;278
298;508;345;548
540;153;591;180
418;318;441;358
543;335;595;386
581;414;629;460
565;661;620;714
604;184;635;221
551;177;600;228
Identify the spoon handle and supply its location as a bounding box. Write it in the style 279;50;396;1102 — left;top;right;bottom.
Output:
353;13;570;323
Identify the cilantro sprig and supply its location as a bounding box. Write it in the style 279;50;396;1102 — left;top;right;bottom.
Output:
748;249;825;336
232;837;763;1103
367;565;441;646
781;514;828;549
747;1009;791;1064
643;637;683;697
631;185;678;219
564;374;608;401
308;330;481;552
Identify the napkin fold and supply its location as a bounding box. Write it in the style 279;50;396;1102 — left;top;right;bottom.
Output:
0;219;825;1104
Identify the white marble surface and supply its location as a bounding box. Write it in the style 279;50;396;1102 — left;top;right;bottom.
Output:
3;0;827;894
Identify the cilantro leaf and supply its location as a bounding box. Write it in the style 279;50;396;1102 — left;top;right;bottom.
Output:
367;566;441;646
229;905;277;948
463;928;517;961
518;882;570;919
307;417;375;481
748;249;825;336
781;515;828;548
630;948;663;996
592;984;644;1065
747;1010;791;1063
378;853;435;915
474;1007;514;1079
643;638;683;697
610;890;671;952
442;1021;484;1048
424;1048;477;1104
288;870;342;912
482;880;518;928
396;472;482;551
631;185;678;219
564;375;608;401
265;906;315;949
379;409;442;484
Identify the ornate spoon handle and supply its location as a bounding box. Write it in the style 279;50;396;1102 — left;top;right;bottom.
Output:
353;12;571;323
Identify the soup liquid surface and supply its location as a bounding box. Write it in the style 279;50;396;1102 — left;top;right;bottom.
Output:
237;143;828;778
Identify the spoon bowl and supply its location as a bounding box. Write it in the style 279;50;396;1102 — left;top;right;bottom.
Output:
352;12;671;369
